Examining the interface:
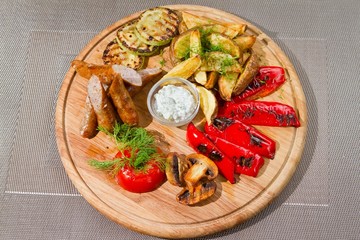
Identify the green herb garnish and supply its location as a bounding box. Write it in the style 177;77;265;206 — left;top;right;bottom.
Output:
88;123;165;174
278;88;285;100
159;59;166;67
220;57;236;74
159;49;166;67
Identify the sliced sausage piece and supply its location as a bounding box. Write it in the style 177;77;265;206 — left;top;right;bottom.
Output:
73;60;145;86
72;60;116;85
87;75;118;133
127;68;163;96
109;75;139;126
79;95;98;138
112;65;142;86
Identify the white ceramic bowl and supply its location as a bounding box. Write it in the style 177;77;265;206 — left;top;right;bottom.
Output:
147;77;200;127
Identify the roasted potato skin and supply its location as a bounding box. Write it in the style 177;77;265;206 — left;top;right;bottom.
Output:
232;50;260;96
161;55;201;80
233;35;257;51
218;72;239;101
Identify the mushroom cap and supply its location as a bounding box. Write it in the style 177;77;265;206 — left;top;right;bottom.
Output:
165;152;192;187
176;180;217;205
184;153;218;192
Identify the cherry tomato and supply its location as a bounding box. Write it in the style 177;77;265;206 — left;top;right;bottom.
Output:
113;151;166;193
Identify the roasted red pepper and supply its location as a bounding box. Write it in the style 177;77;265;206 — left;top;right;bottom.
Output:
233;66;286;101
186;122;236;184
209;136;265;177
205;117;276;159
219;100;300;127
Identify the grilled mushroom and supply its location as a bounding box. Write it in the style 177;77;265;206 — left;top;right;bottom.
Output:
176;180;217;205
165;152;192;187
184;153;218;194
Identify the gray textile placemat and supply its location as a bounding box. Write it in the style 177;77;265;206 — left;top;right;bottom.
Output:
1;0;359;239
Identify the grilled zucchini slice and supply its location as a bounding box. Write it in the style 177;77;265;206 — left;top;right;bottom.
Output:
135;7;180;46
117;19;159;56
102;39;144;70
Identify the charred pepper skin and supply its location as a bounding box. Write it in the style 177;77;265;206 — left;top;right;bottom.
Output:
233;66;286;101
205;117;276;159
210;137;264;177
219;100;301;127
186;123;236;184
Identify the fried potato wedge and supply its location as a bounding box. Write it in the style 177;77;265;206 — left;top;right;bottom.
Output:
206;32;241;58
182;12;246;38
161;55;201;80
232;49;260;96
200;51;242;73
194;71;207;85
178;20;188;34
204;71;219;89
170;29;193;63
196;86;218;124
218;72;239;101
199;24;239;39
190;29;208;85
233;35;257;50
182;11;218;29
190;29;202;57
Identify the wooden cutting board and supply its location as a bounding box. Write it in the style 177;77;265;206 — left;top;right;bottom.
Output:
55;5;307;238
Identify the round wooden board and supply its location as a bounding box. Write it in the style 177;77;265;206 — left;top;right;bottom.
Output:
55;5;307;239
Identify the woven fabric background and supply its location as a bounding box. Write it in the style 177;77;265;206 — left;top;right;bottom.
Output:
1;0;359;239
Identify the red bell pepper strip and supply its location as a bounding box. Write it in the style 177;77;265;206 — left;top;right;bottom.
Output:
205;117;276;159
219;100;300;127
233;66;286;101
209;136;265;177
186;122;236;184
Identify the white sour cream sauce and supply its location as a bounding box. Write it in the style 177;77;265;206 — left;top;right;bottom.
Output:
154;85;196;123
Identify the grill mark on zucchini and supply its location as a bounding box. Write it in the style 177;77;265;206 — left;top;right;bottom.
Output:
135;7;180;46
103;39;123;65
102;39;144;69
117;19;159;56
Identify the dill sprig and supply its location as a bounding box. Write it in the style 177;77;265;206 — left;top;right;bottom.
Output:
88;123;165;174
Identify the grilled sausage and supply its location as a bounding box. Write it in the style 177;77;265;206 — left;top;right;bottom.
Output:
109;75;139;126
79;67;162;137
72;60;116;85
127;68;163;96
87;75;118;133
79;95;98;138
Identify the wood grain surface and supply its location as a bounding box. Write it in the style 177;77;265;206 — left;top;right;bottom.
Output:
55;5;307;238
